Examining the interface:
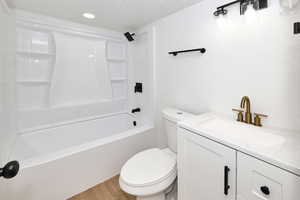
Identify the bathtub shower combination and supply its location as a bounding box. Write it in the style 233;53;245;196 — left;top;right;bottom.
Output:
13;113;152;168
0;10;155;200
6;113;154;200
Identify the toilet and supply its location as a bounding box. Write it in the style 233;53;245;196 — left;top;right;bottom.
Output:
119;108;195;200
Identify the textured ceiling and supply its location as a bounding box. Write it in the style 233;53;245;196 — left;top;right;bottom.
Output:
8;0;203;31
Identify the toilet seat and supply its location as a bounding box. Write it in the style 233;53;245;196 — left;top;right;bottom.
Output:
120;148;177;196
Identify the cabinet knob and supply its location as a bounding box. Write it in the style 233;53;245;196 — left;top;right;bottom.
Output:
260;186;270;195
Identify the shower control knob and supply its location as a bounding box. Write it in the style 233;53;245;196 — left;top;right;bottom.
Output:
260;186;270;195
0;160;20;179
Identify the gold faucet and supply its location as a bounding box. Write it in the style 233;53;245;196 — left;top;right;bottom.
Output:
240;96;252;124
232;96;268;127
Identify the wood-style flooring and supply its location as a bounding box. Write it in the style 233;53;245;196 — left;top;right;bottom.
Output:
67;175;136;200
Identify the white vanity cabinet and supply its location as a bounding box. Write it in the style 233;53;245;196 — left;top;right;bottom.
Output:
178;127;300;200
237;152;300;200
178;128;236;200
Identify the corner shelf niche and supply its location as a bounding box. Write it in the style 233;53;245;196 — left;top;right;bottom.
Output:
110;78;128;81
106;41;128;101
17;51;55;57
16;80;51;84
107;58;126;62
16;27;56;111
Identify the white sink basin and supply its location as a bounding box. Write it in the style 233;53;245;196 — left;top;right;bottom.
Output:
179;113;300;176
193;117;285;148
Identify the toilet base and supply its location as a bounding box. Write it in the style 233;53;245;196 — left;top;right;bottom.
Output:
137;193;165;200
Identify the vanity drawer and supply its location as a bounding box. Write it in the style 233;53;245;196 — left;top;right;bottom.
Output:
237;152;300;200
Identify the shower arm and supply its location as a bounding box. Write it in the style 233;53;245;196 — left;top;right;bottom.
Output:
216;0;251;15
217;0;241;10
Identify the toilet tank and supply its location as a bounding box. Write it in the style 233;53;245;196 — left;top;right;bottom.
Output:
162;108;196;153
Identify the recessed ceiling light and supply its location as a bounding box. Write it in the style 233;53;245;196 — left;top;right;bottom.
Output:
83;13;95;19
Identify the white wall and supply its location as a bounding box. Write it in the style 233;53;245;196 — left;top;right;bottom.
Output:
0;0;17;166
128;26;156;125
151;0;300;146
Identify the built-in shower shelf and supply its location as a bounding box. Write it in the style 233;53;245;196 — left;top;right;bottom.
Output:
16;80;51;84
107;58;126;62
113;97;127;101
18;107;50;113
111;78;128;81
17;51;55;57
16;27;56;112
106;41;128;101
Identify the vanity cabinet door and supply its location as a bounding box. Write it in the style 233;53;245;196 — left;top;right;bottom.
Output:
237;152;300;200
178;128;236;200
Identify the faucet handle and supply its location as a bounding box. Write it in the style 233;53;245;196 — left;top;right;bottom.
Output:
232;108;244;122
253;113;268;127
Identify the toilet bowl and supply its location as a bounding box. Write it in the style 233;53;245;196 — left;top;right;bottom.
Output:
119;108;195;200
120;148;176;200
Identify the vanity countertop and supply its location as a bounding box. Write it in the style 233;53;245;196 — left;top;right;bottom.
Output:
179;113;300;176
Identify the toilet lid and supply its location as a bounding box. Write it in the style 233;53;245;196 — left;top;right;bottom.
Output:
120;148;176;187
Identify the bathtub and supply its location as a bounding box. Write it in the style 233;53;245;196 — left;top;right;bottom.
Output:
0;112;155;200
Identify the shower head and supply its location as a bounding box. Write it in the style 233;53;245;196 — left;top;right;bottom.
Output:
124;32;135;42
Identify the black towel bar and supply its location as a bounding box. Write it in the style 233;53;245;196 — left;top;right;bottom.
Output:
169;48;206;56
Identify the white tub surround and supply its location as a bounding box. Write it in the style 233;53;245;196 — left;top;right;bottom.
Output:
0;0;17;166
51;32;111;106
179;113;300;176
1;113;155;200
0;10;157;200
15;10;129;131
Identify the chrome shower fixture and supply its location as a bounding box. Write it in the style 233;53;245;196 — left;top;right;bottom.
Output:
124;32;135;42
213;0;268;16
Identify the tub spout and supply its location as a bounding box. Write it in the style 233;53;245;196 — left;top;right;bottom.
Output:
131;108;141;114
